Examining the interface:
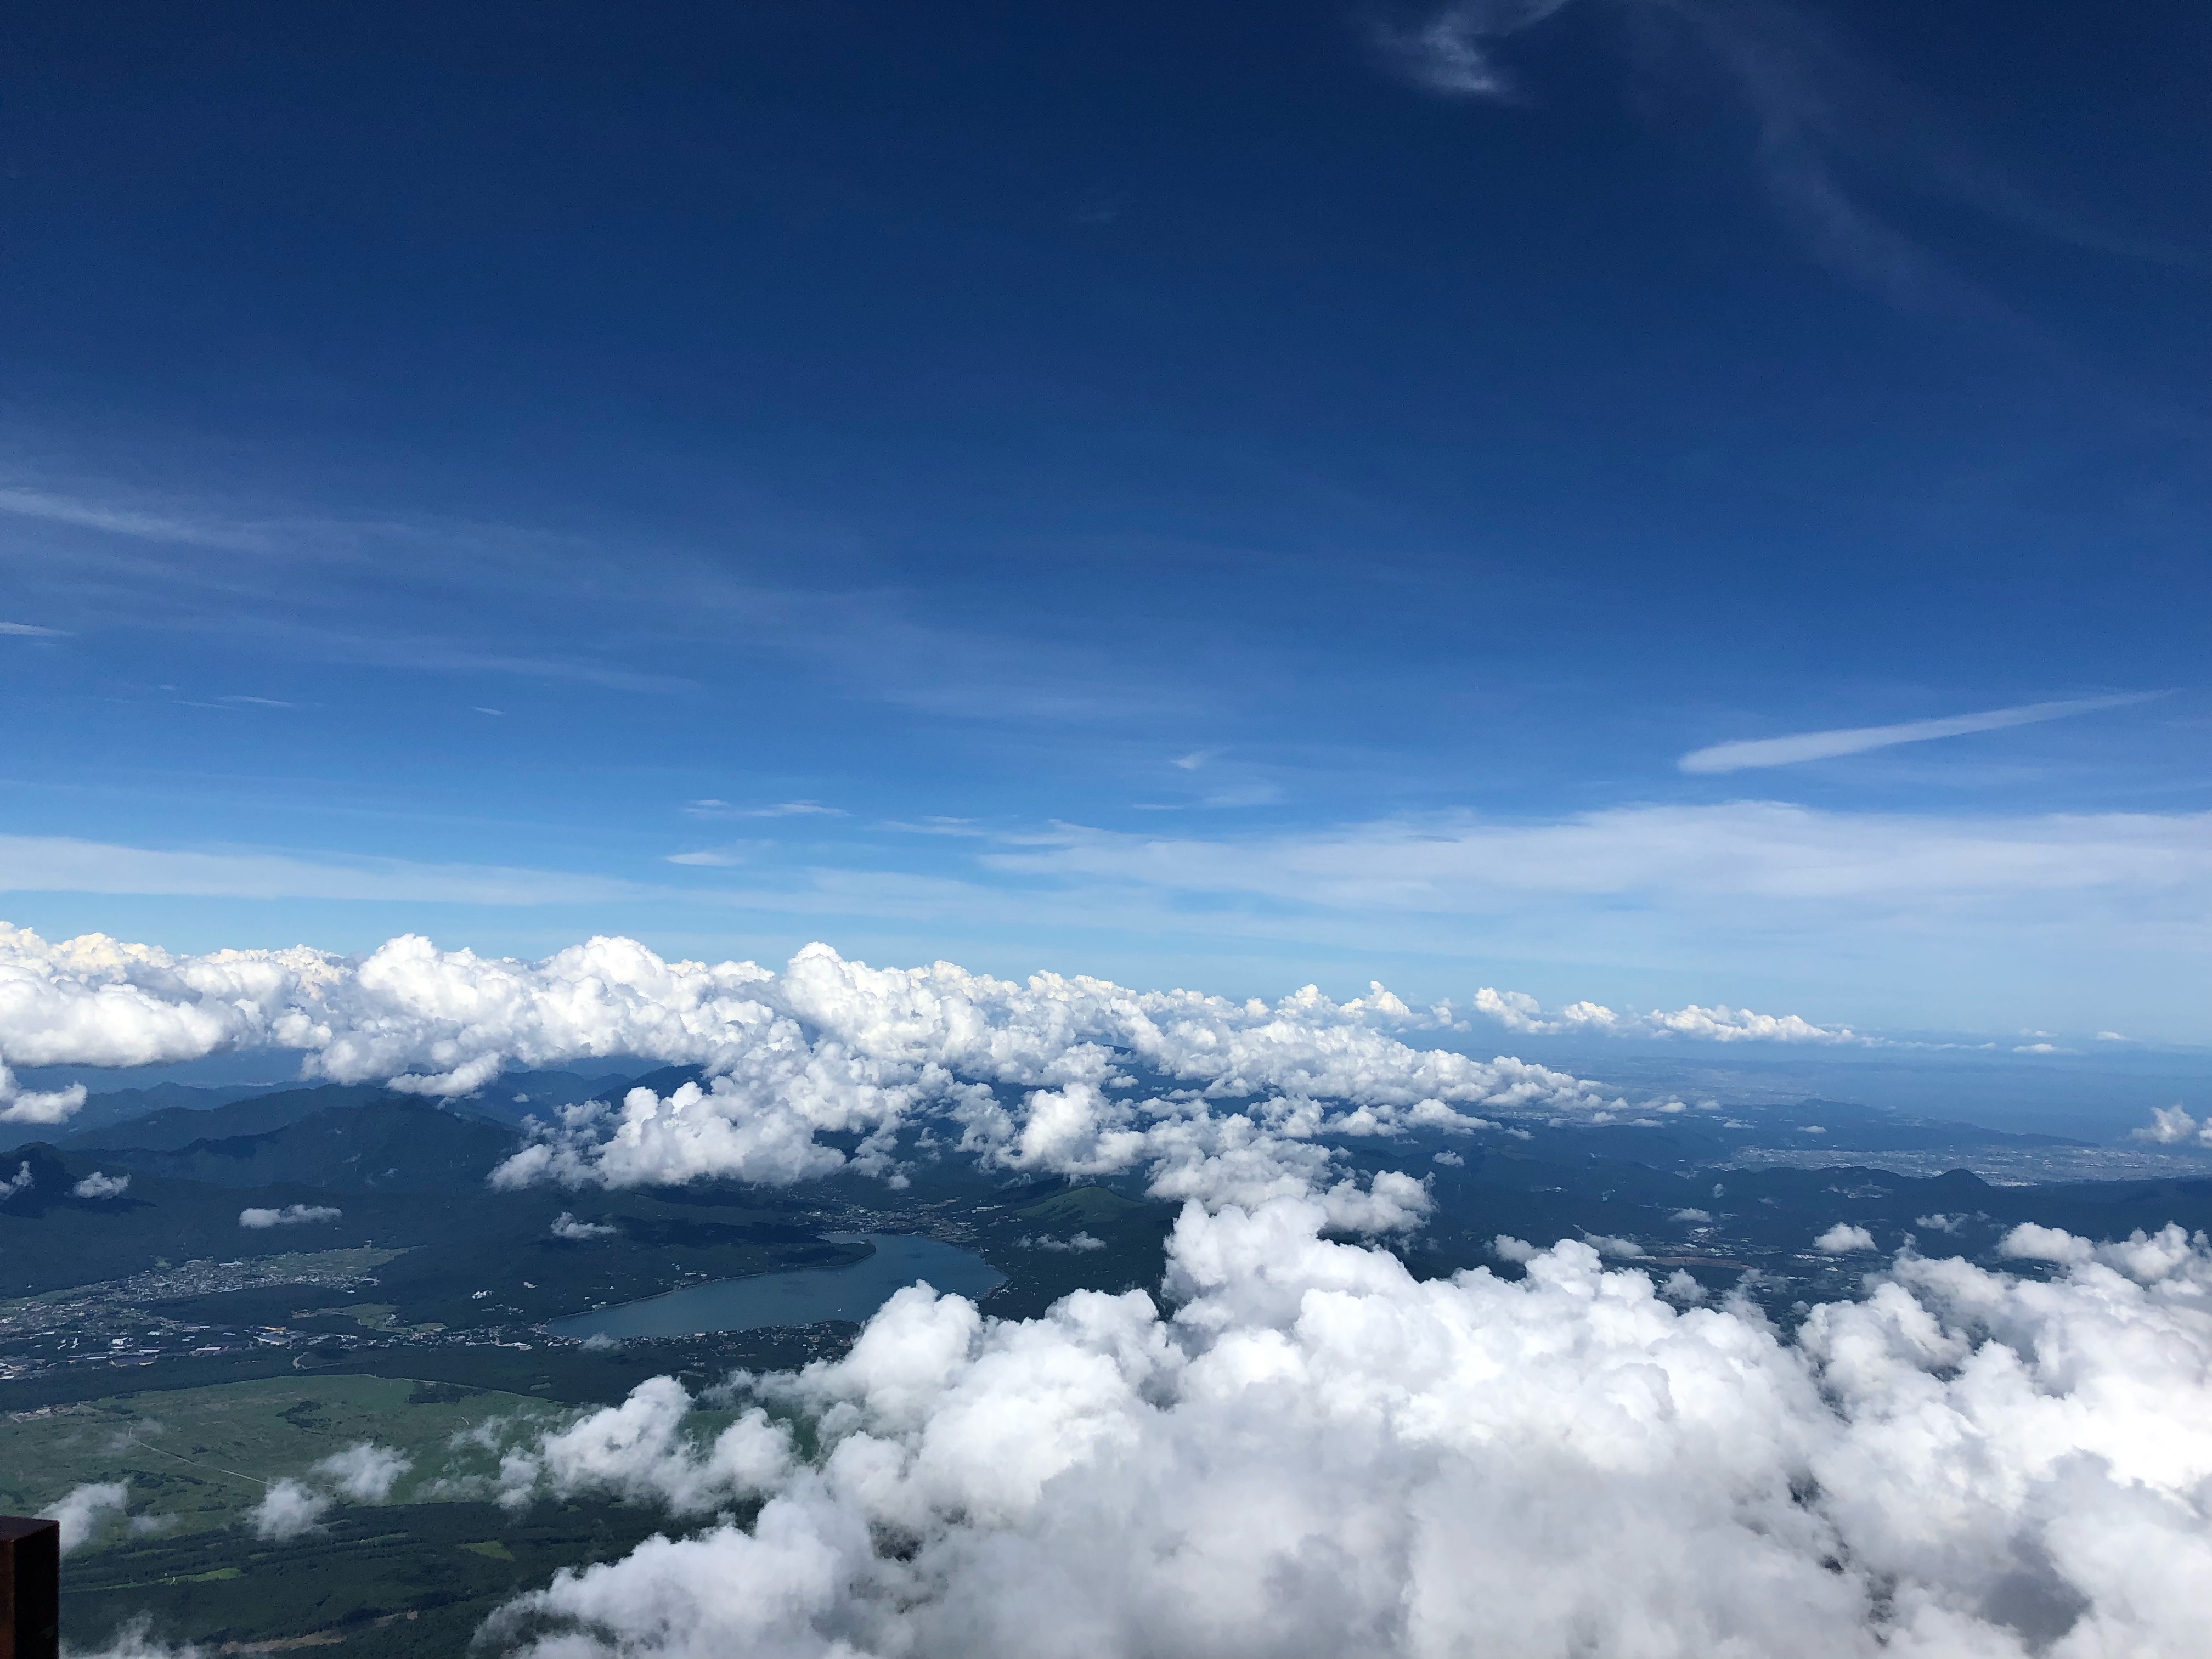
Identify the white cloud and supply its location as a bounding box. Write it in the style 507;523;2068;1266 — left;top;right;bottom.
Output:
0;620;70;636
2132;1106;2212;1149
2095;1030;2129;1042
239;1204;342;1228
1813;1223;1877;1254
71;1171;130;1199
1678;694;2159;775
494;1374;793;1516
467;952;1583;1212
480;1206;2212;1659
1473;985;1863;1046
40;1480;128;1553
1020;1232;1106;1252
249;1479;330;1541
0;917;1614;1173
1994;1224;2212;1282
311;1442;411;1503
0;1065;86;1124
0;1160;32;1199
551;1212;618;1240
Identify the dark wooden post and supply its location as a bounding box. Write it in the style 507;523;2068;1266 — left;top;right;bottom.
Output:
0;1517;59;1659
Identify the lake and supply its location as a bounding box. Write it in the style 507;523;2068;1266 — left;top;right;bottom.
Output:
546;1233;1006;1340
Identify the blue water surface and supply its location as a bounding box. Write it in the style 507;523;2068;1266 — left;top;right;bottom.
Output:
546;1233;1005;1340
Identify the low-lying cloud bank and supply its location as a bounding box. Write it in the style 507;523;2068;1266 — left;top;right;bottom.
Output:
8;922;1870;1216
1471;985;1866;1044
0;921;2139;1139
0;923;1628;1135
465;1202;2212;1659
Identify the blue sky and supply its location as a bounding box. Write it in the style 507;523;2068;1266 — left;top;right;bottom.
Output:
1;0;2204;1040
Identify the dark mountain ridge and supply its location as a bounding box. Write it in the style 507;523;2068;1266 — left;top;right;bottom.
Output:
73;1097;523;1193
60;1084;397;1153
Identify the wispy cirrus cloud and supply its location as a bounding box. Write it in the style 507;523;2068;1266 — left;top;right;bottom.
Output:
685;800;846;820
1375;0;2199;320
0;621;71;637
1678;692;2163;774
665;845;760;867
0;836;654;906
988;802;2207;912
1372;0;1573;98
0;485;266;548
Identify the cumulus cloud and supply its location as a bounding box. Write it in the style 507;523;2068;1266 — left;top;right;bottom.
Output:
2132;1105;2212;1149
0;921;2181;1169
1997;1223;2212;1283
1813;1223;1877;1254
494;1375;793;1516
249;1479;330;1540
551;1211;618;1240
71;1170;130;1199
475;1203;2212;1659
311;1441;411;1502
0;921;346;1121
499;1070;1445;1234
0;922;2165;1214
41;1481;129;1553
0;1065;86;1123
1019;1232;1105;1252
1472;985;1864;1045
239;1204;342;1228
1;1159;33;1199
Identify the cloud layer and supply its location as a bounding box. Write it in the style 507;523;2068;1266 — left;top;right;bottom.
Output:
1472;985;1864;1044
475;1201;2212;1659
0;927;1621;1191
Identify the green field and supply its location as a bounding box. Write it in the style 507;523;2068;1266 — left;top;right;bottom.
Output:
2;1374;569;1547
59;1498;675;1656
1;1374;751;1653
